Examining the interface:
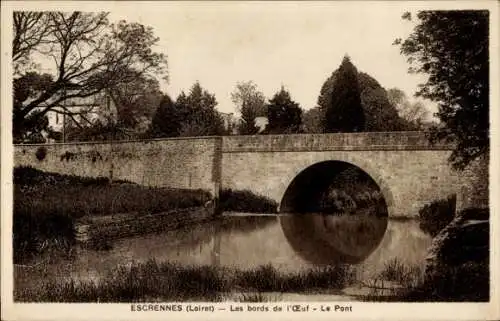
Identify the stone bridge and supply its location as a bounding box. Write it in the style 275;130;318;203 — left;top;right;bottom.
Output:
14;131;486;218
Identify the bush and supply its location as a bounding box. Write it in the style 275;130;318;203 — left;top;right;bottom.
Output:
35;147;47;161
403;262;489;302
219;189;278;213
418;195;456;237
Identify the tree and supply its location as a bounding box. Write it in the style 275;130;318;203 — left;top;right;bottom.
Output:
387;88;431;129
13;72;53;142
108;73;164;131
175;82;225;137
265;87;303;134
394;10;489;170
12;12;54;74
148;94;180;138
230;81;267;135
12;12;167;142
318;70;412;132
323;56;365;133
302;107;324;133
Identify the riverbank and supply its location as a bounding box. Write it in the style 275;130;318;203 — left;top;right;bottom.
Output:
13;166;213;262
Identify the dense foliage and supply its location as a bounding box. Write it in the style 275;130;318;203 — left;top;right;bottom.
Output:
231;81;267;135
219;189;278;213
323;56;365;133
313;63;414;133
395;10;489;170
418;195;457;237
149;83;225;138
175;83;226;137
149;95;180;138
387;88;432;129
264;87;303;134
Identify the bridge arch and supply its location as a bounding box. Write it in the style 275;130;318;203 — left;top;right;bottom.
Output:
276;157;393;264
276;155;395;217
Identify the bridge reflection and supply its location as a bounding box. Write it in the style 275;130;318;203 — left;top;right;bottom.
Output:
279;211;388;264
279;160;389;264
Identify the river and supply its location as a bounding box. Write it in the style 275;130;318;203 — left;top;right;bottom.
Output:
15;213;432;293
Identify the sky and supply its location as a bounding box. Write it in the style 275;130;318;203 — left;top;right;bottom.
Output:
109;3;436;117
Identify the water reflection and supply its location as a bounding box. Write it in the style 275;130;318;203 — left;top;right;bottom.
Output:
15;213;431;287
280;211;388;265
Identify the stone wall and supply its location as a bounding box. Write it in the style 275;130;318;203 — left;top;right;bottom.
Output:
221;149;461;217
14;137;221;196
14;132;487;218
75;206;214;244
222;131;449;152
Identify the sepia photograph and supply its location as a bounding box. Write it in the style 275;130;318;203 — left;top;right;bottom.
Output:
1;1;498;320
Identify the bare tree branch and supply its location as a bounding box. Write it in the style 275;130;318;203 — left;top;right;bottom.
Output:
12;12;52;63
13;11;167;141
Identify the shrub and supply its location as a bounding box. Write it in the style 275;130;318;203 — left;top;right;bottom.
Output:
219;189;278;213
418;195;456;237
402;261;489;302
35;147;47;161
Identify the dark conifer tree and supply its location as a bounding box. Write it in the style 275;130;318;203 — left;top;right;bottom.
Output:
265;86;303;134
324;55;365;132
149;94;180;137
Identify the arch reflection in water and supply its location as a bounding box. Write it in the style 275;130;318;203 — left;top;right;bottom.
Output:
279;161;389;264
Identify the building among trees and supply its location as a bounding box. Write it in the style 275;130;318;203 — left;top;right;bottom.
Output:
43;91;118;142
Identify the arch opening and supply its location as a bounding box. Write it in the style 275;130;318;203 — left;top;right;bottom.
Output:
279;161;389;264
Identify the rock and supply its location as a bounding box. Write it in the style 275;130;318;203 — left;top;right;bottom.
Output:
423;207;489;301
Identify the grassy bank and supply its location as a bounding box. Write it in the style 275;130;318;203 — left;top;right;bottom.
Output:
15;167;211;218
13;166;212;262
15;260;355;302
17;255;482;302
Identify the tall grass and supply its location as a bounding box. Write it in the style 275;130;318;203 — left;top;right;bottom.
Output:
378;258;424;289
15;260;355;302
16;260;227;302
234;264;355;292
15;167;212;219
235;292;283;302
